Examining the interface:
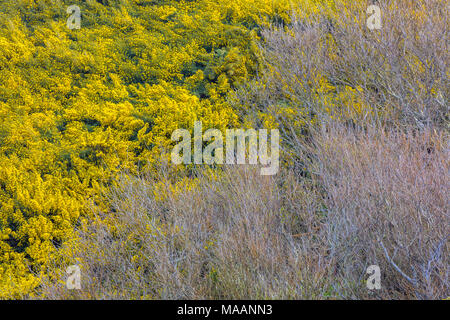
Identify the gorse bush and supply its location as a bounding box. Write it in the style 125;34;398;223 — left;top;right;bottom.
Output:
0;0;294;298
1;0;448;299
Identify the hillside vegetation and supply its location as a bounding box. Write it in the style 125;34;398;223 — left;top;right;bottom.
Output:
0;0;448;299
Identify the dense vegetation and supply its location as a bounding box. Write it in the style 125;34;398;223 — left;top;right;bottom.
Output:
0;0;448;299
0;0;294;297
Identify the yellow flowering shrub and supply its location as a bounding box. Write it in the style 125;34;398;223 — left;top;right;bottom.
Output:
0;0;295;298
